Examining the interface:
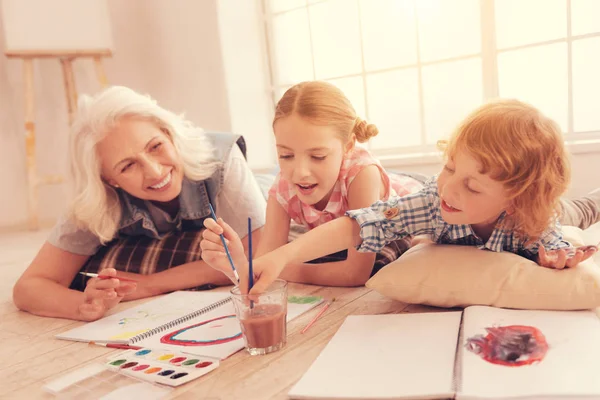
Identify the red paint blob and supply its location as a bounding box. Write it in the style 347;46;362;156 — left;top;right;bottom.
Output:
195;361;213;368
466;325;548;367
169;357;187;364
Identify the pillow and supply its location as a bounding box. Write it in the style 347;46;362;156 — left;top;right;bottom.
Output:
366;226;600;310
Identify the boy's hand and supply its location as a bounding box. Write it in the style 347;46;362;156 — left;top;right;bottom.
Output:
78;268;137;321
201;217;248;284
537;245;597;269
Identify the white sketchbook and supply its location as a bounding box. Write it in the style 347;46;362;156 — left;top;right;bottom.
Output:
289;307;600;400
56;290;323;360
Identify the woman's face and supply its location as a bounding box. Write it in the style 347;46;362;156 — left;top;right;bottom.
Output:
97;118;184;202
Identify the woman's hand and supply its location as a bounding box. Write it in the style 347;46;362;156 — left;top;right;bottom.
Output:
78;268;137;321
201;217;248;284
537;245;597;269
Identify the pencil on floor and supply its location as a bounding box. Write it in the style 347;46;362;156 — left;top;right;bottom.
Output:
301;298;335;334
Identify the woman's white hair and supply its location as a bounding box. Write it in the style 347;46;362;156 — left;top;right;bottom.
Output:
67;85;217;243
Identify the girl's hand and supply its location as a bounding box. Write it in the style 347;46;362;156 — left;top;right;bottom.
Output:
78;268;137;321
537;245;597;269
246;251;288;295
201;217;248;284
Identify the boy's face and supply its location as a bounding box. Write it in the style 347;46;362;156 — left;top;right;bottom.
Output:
437;150;511;231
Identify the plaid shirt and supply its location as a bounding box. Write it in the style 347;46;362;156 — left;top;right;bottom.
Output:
346;176;572;260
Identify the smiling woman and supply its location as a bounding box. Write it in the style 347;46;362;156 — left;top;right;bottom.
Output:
12;86;266;321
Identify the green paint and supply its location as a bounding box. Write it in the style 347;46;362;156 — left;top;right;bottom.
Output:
110;359;127;366
288;296;322;304
183;359;200;365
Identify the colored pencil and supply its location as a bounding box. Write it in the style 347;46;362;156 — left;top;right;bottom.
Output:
209;203;240;283
301;299;335;334
89;342;142;350
78;272;137;283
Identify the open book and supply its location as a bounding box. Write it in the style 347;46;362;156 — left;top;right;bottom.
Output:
56;290;323;360
288;306;600;400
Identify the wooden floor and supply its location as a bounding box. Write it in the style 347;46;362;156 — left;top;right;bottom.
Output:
0;229;444;400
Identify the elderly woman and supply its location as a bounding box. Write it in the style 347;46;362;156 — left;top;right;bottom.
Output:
13;86;265;321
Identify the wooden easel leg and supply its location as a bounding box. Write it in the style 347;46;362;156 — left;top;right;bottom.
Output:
60;58;78;125
23;58;38;231
93;56;108;88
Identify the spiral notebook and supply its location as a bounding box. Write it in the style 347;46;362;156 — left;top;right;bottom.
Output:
56;290;323;360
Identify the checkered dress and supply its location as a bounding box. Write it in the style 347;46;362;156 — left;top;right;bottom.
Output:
268;147;423;230
347;176;572;260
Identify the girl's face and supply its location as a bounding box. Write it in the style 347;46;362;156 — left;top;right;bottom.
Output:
437;150;512;231
98;118;184;203
274;113;351;209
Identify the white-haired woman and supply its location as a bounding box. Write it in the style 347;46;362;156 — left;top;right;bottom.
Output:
13;86;266;321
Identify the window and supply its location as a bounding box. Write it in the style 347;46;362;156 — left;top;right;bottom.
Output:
263;0;600;157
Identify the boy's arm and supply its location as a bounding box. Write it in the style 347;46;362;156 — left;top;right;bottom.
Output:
249;190;437;293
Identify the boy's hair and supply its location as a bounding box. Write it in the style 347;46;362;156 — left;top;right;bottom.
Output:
67;86;217;243
273;80;378;144
438;99;570;240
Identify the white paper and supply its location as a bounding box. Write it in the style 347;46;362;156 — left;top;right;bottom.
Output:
55;291;232;343
459;306;600;399
289;312;462;400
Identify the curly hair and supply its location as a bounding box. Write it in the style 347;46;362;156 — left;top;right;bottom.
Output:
438;99;570;241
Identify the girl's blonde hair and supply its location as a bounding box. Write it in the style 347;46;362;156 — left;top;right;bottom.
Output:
68;85;217;244
273;81;378;144
438;99;570;241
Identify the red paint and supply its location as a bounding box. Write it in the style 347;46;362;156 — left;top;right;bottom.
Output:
195;361;213;368
120;362;138;369
133;364;150;371
466;325;548;367
169;357;187;364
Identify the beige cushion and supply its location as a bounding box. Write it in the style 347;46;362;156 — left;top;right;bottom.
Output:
366;226;600;310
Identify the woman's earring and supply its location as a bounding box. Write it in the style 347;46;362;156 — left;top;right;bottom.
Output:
113;184;119;188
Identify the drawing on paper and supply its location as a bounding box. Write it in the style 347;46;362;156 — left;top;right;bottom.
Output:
465;325;549;367
288;296;322;304
160;315;242;347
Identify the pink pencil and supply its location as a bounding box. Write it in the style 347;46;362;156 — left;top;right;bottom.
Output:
79;272;138;283
301;299;335;334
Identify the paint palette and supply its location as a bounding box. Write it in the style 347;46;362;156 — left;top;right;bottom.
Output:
105;347;220;387
43;363;171;399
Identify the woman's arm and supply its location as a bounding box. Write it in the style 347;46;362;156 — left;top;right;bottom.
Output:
278;165;382;287
12;241;119;320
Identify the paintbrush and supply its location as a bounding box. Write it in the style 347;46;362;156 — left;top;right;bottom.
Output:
248;217;254;309
209;203;240;283
89;341;142;350
301;298;335;334
78;272;137;283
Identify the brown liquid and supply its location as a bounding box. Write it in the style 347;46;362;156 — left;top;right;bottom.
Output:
239;304;286;349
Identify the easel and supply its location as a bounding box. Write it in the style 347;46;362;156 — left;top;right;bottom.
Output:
4;49;111;230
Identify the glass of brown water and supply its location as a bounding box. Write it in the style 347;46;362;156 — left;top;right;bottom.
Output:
230;279;288;356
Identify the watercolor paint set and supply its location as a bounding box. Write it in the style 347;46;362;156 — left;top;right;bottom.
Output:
105;347;220;387
43;363;172;399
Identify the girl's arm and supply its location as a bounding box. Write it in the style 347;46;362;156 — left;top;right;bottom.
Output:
278;165;383;287
254;195;291;257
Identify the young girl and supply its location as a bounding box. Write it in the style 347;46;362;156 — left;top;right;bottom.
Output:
226;99;599;294
201;81;422;286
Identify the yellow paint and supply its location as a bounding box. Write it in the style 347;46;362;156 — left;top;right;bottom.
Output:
109;329;148;340
158;354;174;361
